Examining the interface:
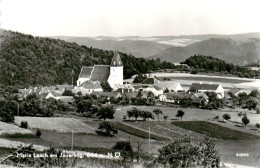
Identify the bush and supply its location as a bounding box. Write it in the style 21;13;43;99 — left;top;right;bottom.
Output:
112;141;134;161
36;129;42;137
20;121;28;129
222;113;231;121
242;116;250;127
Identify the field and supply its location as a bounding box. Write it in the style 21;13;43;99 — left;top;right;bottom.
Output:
0;121;32;135
115;106;260;126
14;117;95;134
172;121;259;140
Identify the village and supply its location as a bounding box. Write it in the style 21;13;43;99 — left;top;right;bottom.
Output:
17;52;259;113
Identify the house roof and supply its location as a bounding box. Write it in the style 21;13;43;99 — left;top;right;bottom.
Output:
141;77;160;85
110;52;123;67
59;96;74;104
190;83;220;91
50;90;62;97
56;84;74;91
79;81;102;90
165;92;191;99
148;85;163;91
191;93;209;100
168;83;183;91
91;91;121;98
79;66;93;78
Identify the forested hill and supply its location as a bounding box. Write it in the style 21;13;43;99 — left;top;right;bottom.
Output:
0;30;175;87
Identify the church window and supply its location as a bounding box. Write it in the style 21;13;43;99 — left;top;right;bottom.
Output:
114;61;116;65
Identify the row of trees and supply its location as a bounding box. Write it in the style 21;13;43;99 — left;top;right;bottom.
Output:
183;55;259;78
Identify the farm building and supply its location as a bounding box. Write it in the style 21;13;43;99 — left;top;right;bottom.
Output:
189;83;224;98
141;76;160;85
145;85;164;96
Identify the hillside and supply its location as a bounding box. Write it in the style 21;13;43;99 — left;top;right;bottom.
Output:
150;38;260;65
0;30;175;87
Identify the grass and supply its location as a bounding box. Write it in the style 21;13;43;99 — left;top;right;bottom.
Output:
115;122;169;141
1;133;39;139
172;121;260;140
0;147;16;156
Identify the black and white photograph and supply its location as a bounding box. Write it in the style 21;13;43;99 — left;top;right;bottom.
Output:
0;0;260;167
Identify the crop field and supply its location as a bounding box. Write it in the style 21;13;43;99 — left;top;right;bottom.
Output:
14;117;95;134
0;121;32;135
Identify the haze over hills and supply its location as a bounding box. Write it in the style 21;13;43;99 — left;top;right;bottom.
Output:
52;32;260;65
150;38;260;65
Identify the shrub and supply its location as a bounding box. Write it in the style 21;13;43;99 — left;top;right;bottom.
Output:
222;113;231;121
20;121;28;129
242;116;250;127
36;129;42;137
112;141;134;161
0;112;14;123
176;110;185;120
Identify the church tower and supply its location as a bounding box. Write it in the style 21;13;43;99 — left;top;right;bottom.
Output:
108;51;123;88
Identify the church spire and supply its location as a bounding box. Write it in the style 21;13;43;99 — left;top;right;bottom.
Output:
111;51;123;67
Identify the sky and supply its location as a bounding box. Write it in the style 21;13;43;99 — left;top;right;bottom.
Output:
0;0;259;37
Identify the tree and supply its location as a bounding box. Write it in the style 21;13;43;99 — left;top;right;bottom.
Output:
133;74;148;83
127;107;141;120
36;128;42;137
242;116;250;127
96;105;115;120
222;113;231;121
62;89;74;96
157;137;220;168
163;115;168;121
256;123;260;130
176;110;185;120
100;81;112;92
153;108;163;121
96;121;118;136
112;141;134;161
164;88;169;93
140;110;154;121
21;121;28;129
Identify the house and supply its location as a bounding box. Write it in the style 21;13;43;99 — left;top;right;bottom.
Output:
18;88;32;99
77;52;123;89
91;91;123;99
59;96;74;104
73;81;102;95
114;84;135;93
123;91;150;99
159;92;191;103
168;83;184;92
39;90;62;100
141;76;160;85
190;93;209;105
189;83;224;98
145;85;164;96
56;84;74;93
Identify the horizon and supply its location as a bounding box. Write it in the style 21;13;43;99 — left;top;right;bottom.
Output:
0;0;260;37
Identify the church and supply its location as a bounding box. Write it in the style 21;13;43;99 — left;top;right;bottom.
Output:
77;52;123;90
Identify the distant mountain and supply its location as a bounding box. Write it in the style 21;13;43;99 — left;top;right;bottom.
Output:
52;32;260;59
150;38;260;65
53;37;172;58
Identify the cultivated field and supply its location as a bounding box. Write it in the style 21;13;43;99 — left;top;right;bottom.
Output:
14;117;95;134
0;121;32;135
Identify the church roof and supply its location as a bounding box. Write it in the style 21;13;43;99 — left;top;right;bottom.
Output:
89;65;110;82
79;66;93;78
111;52;123;67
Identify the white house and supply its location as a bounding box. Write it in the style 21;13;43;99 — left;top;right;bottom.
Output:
189;83;224;98
77;52;123;89
168;83;184;92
